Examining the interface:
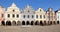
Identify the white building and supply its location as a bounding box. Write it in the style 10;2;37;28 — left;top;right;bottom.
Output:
20;5;35;25
4;3;21;25
56;9;60;24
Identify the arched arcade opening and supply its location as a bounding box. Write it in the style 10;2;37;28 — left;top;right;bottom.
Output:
17;21;21;25
26;21;30;25
22;21;25;25
35;21;39;25
1;21;5;25
31;21;34;25
12;21;16;26
6;21;11;26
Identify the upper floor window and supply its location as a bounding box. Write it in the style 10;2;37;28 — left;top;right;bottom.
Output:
32;15;34;18
36;15;38;18
44;15;45;18
12;14;15;18
2;14;4;17
13;10;15;12
23;15;25;18
17;14;19;18
8;14;10;18
48;16;50;18
28;15;29;18
40;15;42;18
40;9;41;11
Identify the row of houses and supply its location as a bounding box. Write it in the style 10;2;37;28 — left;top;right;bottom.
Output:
0;3;60;26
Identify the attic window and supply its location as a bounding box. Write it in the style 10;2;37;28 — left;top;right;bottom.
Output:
40;9;41;11
13;10;15;12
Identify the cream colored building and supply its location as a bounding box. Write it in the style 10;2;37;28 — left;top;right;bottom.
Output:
35;8;47;25
4;3;21;25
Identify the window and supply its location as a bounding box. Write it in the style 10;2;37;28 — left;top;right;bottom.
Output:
13;10;15;12
8;14;10;18
28;10;29;12
17;14;19;18
32;15;34;18
2;14;4;17
40;15;42;18
58;16;59;19
12;14;15;18
23;15;25;18
36;15;38;18
40;9;41;11
48;16;50;18
28;15;29;18
44;15;45;18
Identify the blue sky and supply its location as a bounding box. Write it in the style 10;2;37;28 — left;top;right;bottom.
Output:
0;0;60;11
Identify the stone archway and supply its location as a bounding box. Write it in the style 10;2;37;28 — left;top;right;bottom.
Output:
6;21;11;26
22;21;25;25
1;21;5;25
26;21;30;25
40;21;43;25
31;21;34;25
17;21;21;25
57;21;59;24
12;21;16;26
35;21;39;25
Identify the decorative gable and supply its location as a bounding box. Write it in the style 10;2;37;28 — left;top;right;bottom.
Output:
48;8;53;12
7;3;20;13
0;6;5;13
23;5;34;13
36;8;45;13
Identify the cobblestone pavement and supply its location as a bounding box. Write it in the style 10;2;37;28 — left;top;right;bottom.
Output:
0;25;60;32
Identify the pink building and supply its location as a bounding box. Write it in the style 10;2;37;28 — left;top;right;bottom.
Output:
0;6;5;25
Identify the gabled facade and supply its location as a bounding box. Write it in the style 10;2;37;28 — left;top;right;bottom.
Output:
35;8;46;25
56;9;60;24
46;8;56;25
0;6;5;25
21;5;35;25
4;3;21;25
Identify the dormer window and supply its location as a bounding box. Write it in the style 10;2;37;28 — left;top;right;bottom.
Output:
13;9;15;12
40;9;41;11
